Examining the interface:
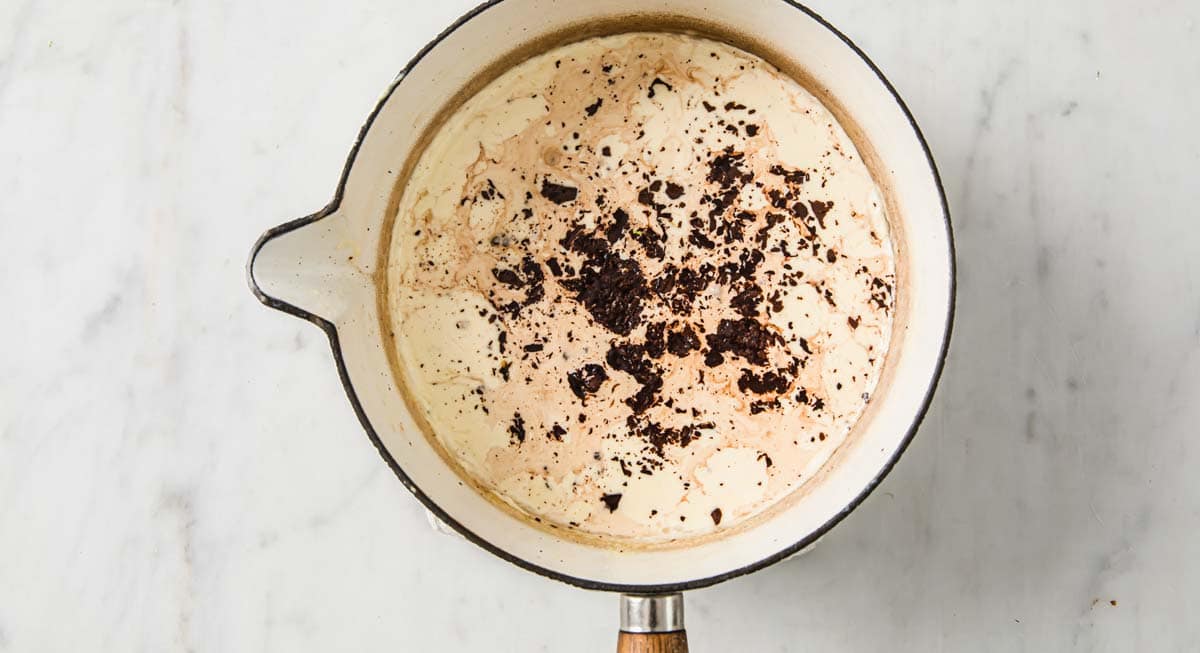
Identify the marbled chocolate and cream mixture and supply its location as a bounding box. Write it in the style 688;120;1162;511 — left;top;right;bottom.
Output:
386;33;895;543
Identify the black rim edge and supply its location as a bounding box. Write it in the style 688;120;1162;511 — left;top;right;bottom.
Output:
246;0;957;594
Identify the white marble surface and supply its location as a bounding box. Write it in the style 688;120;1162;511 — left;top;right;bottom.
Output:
2;0;1198;650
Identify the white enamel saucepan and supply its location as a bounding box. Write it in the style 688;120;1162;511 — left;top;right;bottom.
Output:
247;1;954;650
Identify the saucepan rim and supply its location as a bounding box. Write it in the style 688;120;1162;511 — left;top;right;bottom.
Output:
246;0;955;593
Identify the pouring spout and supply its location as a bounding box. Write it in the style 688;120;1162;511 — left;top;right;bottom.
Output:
247;208;362;326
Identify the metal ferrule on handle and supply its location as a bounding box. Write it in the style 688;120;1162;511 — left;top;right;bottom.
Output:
619;594;685;633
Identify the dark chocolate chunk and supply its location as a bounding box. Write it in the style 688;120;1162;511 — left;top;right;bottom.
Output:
508;413;526;444
644;322;666;359
707;148;751;188
767;190;789;210
492;268;524;288
652;265;677;295
665;182;685;199
633;227;665;260
584;98;603;116
625;415;711;459
710;508;723;525
769;165;809;185
606;208;629;243
606;343;656;384
688;230;716;249
567;363;608;399
625;376;663;413
705;318;782;366
810;200;833;220
666;324;701;357
601;493;622;512
648;77;673;98
730;283;764;317
606;343;663;413
540;179;578;204
566;254;648;335
737;368;792;395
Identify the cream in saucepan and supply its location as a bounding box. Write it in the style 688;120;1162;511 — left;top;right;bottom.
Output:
386;32;895;543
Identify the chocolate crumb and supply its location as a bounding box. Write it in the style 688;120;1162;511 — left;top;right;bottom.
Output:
710;508;723;525
584;98;603;116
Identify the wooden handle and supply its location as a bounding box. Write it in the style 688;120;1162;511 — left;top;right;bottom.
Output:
617;631;689;653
